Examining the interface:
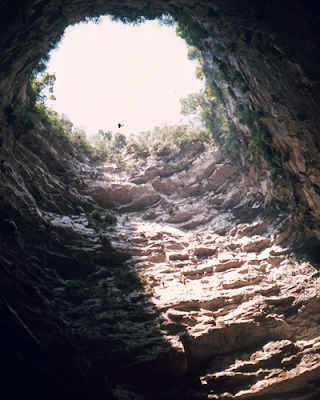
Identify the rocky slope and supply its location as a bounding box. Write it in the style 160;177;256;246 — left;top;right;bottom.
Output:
1;0;320;399
1;123;320;399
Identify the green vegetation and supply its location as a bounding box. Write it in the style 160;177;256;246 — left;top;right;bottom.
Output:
232;102;299;212
26;32;63;112
126;123;211;159
24;12;211;164
99;234;112;246
179;78;246;162
159;13;206;48
181;46;283;172
87;209;117;231
171;14;206;48
114;261;145;294
91;130;127;162
178;41;303;217
26;57;212;164
27;61;56;109
26;60;128;162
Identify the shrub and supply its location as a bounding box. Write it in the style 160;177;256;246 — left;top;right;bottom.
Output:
126;122;211;159
104;211;117;225
91;209;102;221
114;262;145;294
88;209;117;231
159;13;206;48
187;46;201;61
100;234;111;246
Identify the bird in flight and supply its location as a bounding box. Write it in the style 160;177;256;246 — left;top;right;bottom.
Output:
118;123;124;129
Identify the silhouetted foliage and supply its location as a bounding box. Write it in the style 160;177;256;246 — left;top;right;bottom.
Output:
159;13;206;48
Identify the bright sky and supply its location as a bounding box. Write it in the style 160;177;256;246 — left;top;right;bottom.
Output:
46;16;204;139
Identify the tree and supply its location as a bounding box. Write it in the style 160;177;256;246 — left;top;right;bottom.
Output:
180;92;206;116
113;132;127;150
187;46;199;61
28;58;56;111
29;72;56;102
98;129;113;142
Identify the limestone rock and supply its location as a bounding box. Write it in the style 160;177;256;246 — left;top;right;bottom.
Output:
1;1;320;399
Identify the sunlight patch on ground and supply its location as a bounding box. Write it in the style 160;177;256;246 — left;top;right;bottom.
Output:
132;220;193;239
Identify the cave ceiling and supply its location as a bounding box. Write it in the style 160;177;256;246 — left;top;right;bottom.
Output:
1;0;320;104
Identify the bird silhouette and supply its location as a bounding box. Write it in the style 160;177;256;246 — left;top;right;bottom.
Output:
118;123;124;129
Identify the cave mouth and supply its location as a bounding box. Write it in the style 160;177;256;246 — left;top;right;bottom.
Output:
41;15;205;139
2;1;320;399
4;0;320;235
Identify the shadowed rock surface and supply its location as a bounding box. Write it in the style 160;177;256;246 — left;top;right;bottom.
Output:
1;1;320;399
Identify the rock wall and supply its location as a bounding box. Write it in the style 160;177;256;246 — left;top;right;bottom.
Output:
194;0;320;238
0;123;320;399
1;0;320;399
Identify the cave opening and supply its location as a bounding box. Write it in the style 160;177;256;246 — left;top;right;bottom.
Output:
2;1;320;399
24;11;221;167
40;15;205;140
